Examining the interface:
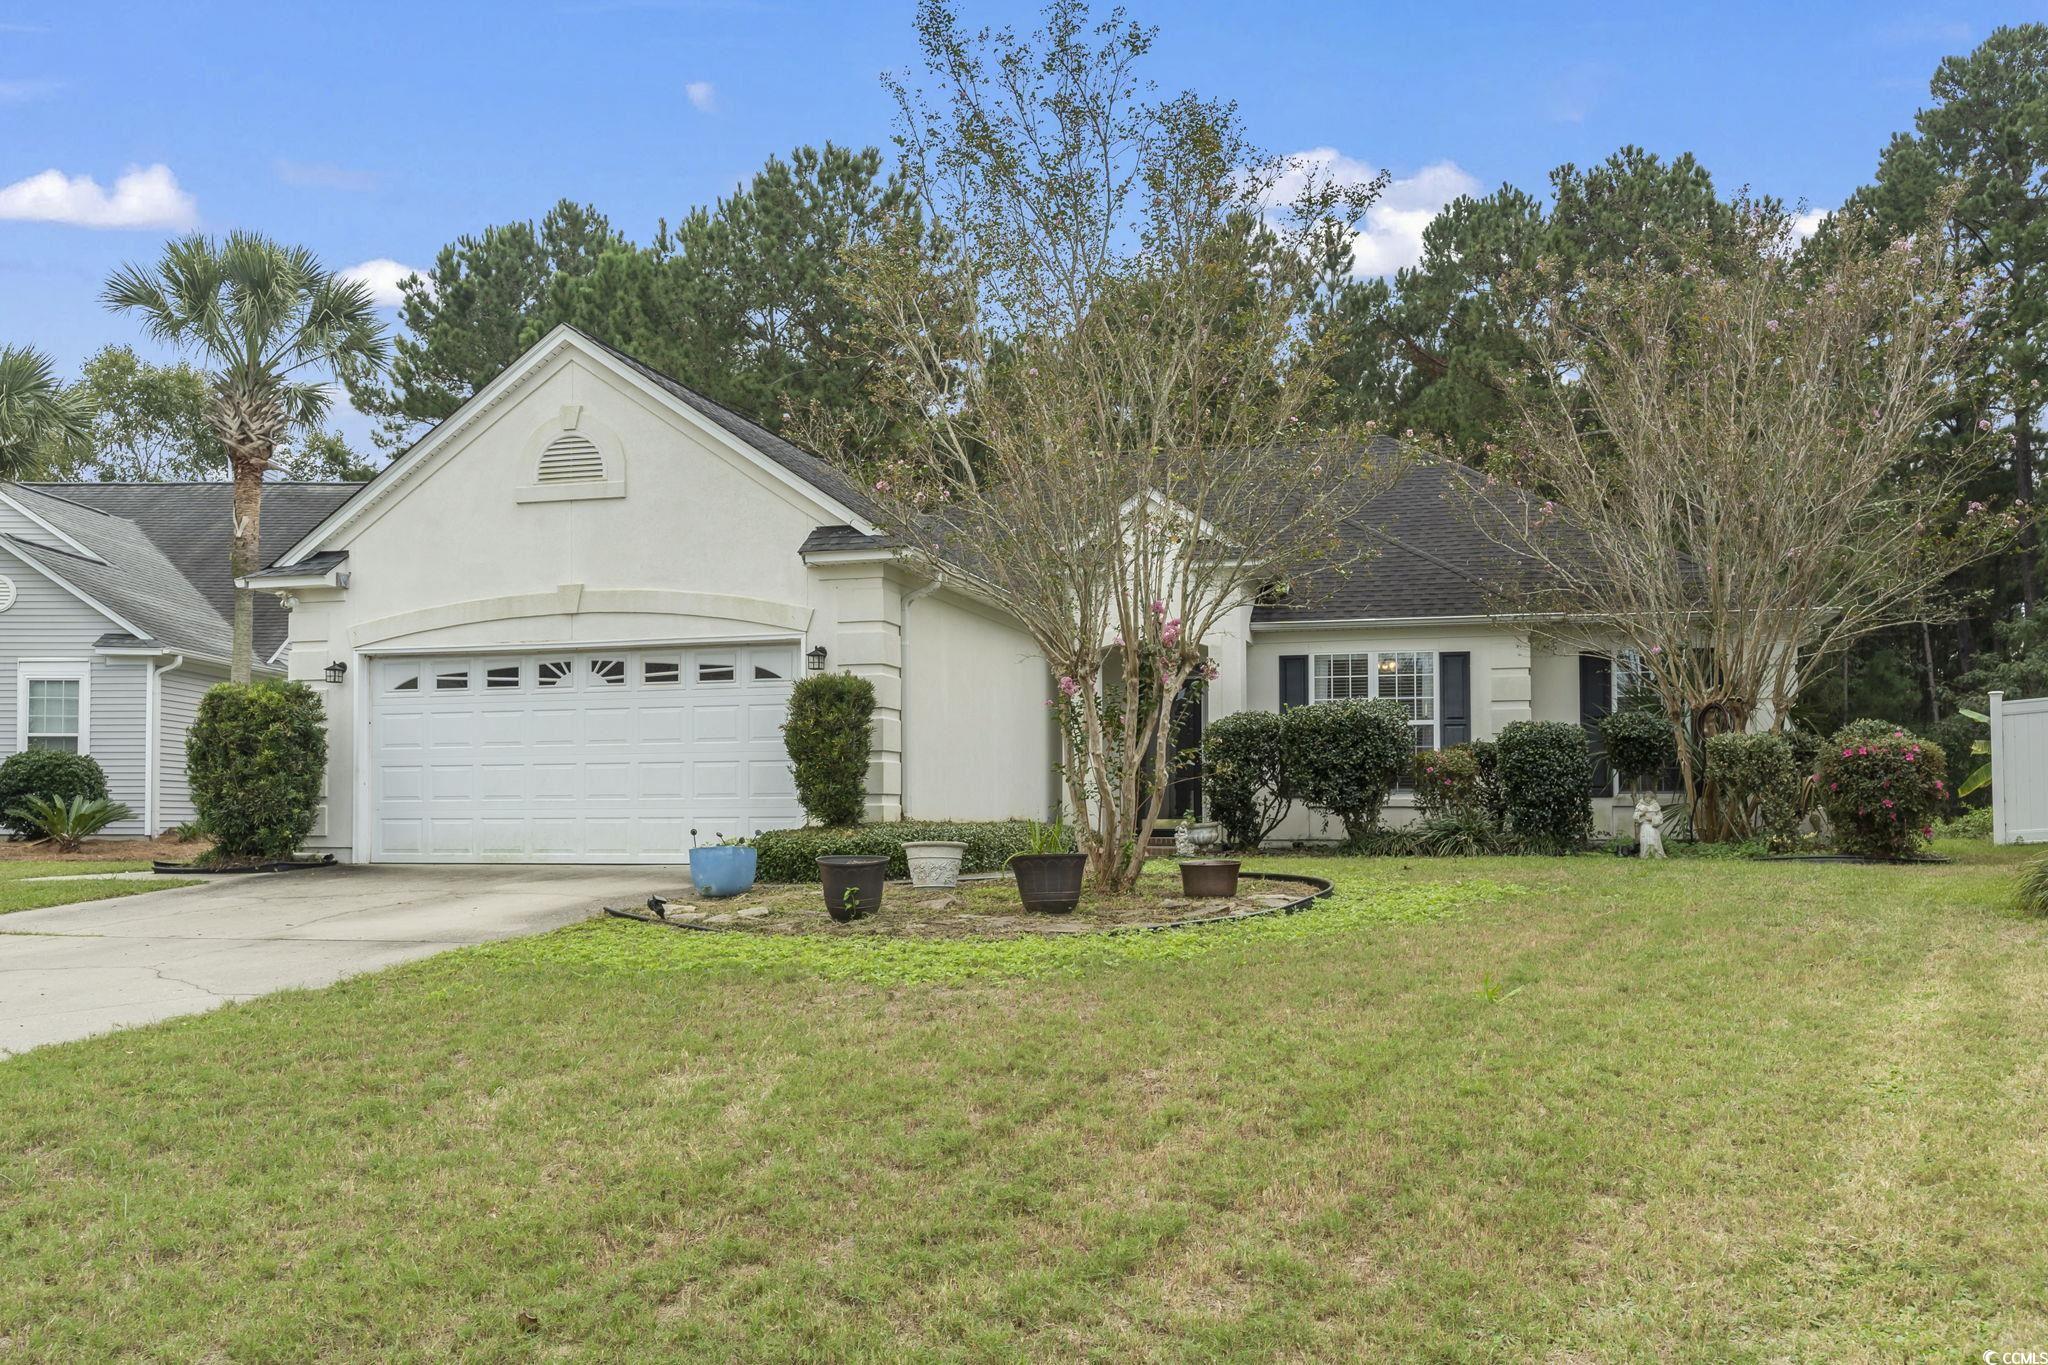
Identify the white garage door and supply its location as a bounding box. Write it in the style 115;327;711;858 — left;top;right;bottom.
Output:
370;644;804;863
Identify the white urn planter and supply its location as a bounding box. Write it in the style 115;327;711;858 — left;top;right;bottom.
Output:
904;840;968;888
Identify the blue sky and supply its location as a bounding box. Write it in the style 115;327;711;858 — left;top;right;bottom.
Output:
0;0;2022;455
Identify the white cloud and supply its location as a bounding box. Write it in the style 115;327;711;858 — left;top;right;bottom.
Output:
685;80;716;112
1269;148;1480;278
1792;207;1829;240
0;78;63;104
340;258;427;308
0;163;196;229
275;158;381;192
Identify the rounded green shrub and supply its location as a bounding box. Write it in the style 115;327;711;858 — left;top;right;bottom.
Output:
1281;699;1413;842
1598;706;1678;794
0;749;108;839
1203;710;1290;850
783;673;876;827
1494;721;1593;853
1813;722;1947;861
1705;731;1801;846
187;681;328;861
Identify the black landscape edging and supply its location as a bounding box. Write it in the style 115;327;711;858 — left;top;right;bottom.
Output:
150;854;339;875
604;869;1338;938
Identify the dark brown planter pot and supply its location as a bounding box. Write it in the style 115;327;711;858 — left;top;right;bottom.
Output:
817;855;887;921
1180;859;1241;898
1010;852;1086;914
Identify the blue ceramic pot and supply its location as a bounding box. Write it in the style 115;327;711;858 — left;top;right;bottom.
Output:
688;845;758;898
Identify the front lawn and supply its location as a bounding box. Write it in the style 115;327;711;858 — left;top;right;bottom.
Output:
3;848;2045;1359
0;859;194;915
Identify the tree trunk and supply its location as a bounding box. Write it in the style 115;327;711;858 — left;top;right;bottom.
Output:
1921;621;1940;726
228;447;267;685
2016;410;2038;613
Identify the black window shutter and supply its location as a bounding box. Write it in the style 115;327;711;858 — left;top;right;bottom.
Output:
1579;654;1614;795
1440;652;1471;747
1278;655;1308;709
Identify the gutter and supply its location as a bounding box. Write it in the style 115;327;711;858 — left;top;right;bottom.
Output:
143;653;185;836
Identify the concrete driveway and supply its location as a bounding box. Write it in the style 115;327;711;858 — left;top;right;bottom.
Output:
0;864;688;1056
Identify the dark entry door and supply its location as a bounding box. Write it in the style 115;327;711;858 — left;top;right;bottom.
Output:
1579;653;1613;795
1154;680;1205;822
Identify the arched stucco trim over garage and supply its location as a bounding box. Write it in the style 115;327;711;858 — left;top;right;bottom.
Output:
345;586;814;650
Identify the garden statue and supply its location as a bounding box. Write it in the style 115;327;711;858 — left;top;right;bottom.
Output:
1633;796;1668;859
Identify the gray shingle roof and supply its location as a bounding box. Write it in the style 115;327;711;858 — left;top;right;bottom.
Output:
18;482;361;658
2;506;235;660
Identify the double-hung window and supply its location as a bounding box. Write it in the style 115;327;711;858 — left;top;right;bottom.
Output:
1312;650;1438;751
18;665;87;754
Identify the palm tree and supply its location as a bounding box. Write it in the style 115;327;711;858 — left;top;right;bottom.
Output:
104;233;387;682
0;345;91;479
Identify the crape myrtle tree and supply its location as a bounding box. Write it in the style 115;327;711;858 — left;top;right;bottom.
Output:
1465;200;2025;818
104;234;388;683
839;0;1390;891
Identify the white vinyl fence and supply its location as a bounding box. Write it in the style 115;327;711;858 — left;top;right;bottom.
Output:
1990;690;2048;845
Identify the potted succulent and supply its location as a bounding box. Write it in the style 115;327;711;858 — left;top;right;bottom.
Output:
903;838;968;888
817;854;887;920
687;830;757;898
1178;857;1240;898
1008;820;1086;914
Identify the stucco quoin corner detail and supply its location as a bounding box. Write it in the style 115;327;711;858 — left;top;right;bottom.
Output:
345;588;813;649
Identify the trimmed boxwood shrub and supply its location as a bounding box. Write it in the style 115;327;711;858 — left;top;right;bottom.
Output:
0;749;108;839
784;673;875;827
1598;706;1678;795
1203;710;1291;850
752;820;1048;882
1494;720;1593;853
1282;698;1414;843
1813;721;1948;861
187;681;328;861
1705;731;1800;845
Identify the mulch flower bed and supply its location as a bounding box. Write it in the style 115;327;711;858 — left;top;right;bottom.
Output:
629;871;1325;940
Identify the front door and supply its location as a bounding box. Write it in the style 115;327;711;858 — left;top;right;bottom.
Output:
1156;680;1204;821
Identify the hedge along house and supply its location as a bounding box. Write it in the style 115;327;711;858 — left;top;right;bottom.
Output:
0;480;357;836
220;326;1694;865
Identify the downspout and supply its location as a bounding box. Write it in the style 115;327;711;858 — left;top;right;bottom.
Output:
143;653;185;836
898;574;945;821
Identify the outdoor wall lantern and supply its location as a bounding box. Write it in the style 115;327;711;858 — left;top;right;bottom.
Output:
805;645;829;673
324;661;348;684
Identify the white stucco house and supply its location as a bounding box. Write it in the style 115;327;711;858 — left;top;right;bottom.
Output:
0;325;1661;861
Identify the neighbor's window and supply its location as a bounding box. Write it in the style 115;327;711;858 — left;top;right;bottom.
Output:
1614;648;1654;707
24;678;80;753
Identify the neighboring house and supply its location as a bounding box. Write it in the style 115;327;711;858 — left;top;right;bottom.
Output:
0;481;357;836
217;325;1666;865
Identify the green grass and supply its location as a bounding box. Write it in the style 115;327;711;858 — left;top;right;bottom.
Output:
3;849;2046;1360
0;859;192;915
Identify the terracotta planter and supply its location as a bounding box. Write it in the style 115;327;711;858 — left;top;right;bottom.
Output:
903;840;968;889
1179;859;1241;898
1010;852;1086;914
817;855;887;921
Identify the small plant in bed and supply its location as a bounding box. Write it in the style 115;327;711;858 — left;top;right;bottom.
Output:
5;795;135;853
1008;820;1086;914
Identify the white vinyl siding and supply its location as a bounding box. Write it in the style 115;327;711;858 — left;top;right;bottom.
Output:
157;664;227;832
1311;650;1439;750
0;548;150;834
